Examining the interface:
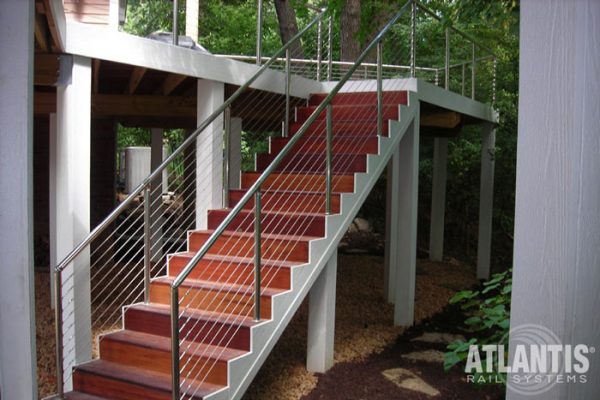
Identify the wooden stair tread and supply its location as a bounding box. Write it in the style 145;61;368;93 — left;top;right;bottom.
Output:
152;276;285;297
74;359;223;398
189;229;320;243
101;330;246;361
169;251;302;269
229;188;342;196
213;207;325;219
127;303;257;328
62;391;108;399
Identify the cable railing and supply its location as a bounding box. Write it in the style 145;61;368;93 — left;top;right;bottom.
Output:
51;1;499;398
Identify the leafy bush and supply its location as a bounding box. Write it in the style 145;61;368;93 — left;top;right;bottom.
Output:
444;269;512;383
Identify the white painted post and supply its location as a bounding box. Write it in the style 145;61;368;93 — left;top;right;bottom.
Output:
0;1;37;398
230;117;242;190
476;123;495;280
55;55;93;389
429;137;448;261
394;112;419;327
108;0;120;29
509;2;600;398
150;128;164;262
307;251;337;373
196;79;224;228
186;0;200;40
384;147;400;303
50;114;58;306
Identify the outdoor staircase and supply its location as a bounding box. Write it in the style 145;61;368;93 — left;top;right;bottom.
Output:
64;90;416;399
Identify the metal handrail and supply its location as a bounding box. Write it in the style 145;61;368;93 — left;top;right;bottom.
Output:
52;10;326;275
168;2;413;396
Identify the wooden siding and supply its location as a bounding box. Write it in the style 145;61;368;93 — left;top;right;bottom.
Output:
63;0;110;25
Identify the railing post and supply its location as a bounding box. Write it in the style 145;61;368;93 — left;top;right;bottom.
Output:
143;187;151;303
256;0;263;65
444;28;450;90
223;106;231;207
377;41;383;137
327;16;333;81
461;63;466;96
435;70;439;86
254;190;262;321
325;105;333;214
492;57;497;106
54;270;64;398
410;0;416;77
170;286;180;399
172;0;179;45
284;48;291;137
316;18;323;81
471;43;476;100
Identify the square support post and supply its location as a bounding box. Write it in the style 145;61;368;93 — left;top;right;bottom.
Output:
229;117;242;190
55;55;93;390
384;147;400;303
476;123;495;280
0;1;37;398
195;79;224;228
394;111;420;326
307;250;338;373
429;137;448;261
150;128;165;262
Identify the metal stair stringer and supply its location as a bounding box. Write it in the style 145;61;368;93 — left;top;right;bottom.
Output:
206;91;420;400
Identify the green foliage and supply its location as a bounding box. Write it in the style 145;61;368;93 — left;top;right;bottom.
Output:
124;0;185;37
444;269;512;383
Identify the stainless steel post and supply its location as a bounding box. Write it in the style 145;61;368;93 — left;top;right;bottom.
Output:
170;287;180;399
461;63;466;96
377;41;383;137
444;28;450;90
254;190;262;321
172;0;179;45
435;70;439;86
143;187;151;303
284;49;291;137
325;105;333;214
492;57;497;105
471;43;476;99
327;16;333;81
54;270;64;398
316;19;323;81
223;106;231;207
410;0;416;77
256;0;263;65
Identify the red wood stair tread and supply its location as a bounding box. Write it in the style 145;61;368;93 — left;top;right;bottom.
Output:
62;392;109;399
152;276;285;298
169;251;302;269
101;330;246;361
74;359;223;399
189;229;320;243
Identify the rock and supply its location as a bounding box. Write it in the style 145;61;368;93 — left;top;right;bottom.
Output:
411;332;466;344
402;350;446;363
381;368;440;397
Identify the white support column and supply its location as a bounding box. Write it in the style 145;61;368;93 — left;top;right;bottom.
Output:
394;111;420;327
186;0;200;39
196;79;224;229
384;147;400;303
0;1;37;398
476;123;495;280
50;114;58;306
307;251;338;373
150;128;164;262
429;137;448;261
56;55;93;389
230;117;242;190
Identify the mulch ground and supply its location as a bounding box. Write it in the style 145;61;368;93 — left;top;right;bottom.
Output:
36;252;480;399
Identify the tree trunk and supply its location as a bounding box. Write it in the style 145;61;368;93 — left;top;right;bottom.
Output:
274;0;304;58
340;0;362;62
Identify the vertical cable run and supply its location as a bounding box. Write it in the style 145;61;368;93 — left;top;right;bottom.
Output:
327;16;333;81
316;19;323;81
444;28;450;90
410;0;416;77
471;43;476;99
492;57;497;106
254;190;262;321
256;0;263;65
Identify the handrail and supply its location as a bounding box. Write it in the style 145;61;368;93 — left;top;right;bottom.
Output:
171;1;413;290
53;10;327;274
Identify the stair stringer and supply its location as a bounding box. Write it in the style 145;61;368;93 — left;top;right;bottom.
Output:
206;92;419;400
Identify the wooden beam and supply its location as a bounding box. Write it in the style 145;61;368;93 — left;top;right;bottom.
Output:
158;73;187;96
420;111;461;129
34;12;49;52
35;53;73;86
92;59;101;93
36;92;197;118
42;0;62;51
127;67;147;94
